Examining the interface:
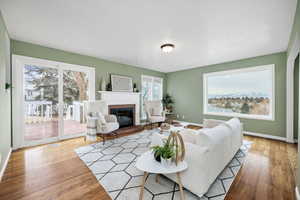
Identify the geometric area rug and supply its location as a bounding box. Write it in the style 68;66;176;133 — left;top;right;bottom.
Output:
75;130;251;200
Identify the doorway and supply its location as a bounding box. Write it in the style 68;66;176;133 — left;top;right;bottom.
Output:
12;55;95;148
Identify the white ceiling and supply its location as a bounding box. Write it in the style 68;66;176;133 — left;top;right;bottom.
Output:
0;0;297;72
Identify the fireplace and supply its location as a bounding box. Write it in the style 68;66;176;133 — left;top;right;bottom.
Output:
109;104;135;128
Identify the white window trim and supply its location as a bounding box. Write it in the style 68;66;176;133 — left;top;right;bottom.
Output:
203;64;275;121
12;55;95;149
141;75;163;100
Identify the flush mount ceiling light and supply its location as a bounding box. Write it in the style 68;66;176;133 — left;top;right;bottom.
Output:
161;43;175;53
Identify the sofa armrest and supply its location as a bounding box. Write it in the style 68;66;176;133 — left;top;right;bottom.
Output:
104;114;118;123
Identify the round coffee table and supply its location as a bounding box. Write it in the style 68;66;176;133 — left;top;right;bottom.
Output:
135;151;188;200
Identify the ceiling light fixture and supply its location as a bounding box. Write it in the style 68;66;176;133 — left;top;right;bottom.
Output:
161;43;175;53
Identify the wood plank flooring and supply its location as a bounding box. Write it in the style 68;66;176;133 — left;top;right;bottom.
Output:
0;134;297;200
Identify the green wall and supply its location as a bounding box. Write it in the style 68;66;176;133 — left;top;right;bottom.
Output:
167;52;287;137
11;40;167;114
0;11;11;177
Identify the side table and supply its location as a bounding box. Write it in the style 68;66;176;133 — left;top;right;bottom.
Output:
165;113;177;124
135;151;188;200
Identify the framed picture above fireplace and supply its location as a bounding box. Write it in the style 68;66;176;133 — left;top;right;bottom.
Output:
111;74;133;92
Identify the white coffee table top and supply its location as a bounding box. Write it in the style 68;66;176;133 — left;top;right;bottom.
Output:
135;151;188;174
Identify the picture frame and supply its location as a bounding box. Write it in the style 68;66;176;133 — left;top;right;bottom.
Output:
110;74;133;92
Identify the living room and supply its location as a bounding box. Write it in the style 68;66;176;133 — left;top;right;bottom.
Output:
0;0;299;200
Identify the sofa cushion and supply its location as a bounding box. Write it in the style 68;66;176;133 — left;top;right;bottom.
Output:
179;129;198;144
197;123;232;149
194;130;212;148
203;119;224;128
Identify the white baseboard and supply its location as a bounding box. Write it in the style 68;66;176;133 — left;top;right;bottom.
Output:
175;120;289;142
244;131;287;142
296;187;300;200
0;148;12;182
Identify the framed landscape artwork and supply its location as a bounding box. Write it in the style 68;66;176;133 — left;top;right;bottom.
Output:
111;74;133;92
203;65;275;120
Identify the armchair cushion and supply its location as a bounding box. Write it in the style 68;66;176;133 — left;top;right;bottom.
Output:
152;107;163;116
149;115;165;123
104;114;118;123
98;122;119;134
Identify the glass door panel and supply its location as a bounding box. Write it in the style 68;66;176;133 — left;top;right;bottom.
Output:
24;64;59;142
62;70;89;137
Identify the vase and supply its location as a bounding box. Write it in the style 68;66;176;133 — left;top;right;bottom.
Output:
161;158;172;167
153;152;161;162
101;78;106;91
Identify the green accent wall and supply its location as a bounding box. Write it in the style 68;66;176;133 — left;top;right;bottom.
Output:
167;52;287;137
11;40;167;110
0;11;11;176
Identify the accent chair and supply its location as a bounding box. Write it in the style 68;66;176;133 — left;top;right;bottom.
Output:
85;100;119;144
144;100;166;128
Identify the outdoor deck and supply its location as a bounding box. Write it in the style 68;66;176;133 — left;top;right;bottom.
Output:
25;119;86;141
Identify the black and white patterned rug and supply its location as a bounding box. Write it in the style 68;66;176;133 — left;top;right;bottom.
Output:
75;130;251;200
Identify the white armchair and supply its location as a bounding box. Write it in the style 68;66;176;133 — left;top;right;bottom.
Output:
84;100;119;143
144;100;166;128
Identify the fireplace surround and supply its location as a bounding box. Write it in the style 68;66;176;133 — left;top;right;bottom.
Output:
109;104;135;128
98;91;141;125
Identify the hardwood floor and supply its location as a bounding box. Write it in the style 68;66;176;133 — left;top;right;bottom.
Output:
0;134;297;200
225;136;297;200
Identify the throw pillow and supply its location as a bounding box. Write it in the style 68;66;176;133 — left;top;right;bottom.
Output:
89;112;98;117
95;112;106;124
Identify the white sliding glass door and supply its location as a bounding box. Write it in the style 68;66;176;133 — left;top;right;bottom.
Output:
23;64;59;143
62;69;90;139
13;55;95;148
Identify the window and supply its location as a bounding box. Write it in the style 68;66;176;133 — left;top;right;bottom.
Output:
141;75;163;119
203;64;275;120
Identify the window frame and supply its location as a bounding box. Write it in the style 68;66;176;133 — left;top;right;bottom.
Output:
203;64;275;121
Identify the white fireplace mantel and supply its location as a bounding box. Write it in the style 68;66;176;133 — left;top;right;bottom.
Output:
97;91;141;125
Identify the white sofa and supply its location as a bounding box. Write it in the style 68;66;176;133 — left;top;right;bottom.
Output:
150;118;243;197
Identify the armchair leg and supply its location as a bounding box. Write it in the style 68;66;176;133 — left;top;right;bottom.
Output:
102;134;106;145
113;132;118;139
